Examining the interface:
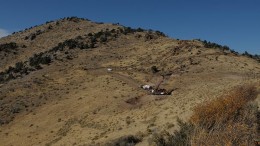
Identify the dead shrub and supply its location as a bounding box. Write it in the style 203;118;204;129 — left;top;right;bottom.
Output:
190;85;259;146
190;85;257;129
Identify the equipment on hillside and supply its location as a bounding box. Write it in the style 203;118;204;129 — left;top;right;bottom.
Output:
141;75;173;95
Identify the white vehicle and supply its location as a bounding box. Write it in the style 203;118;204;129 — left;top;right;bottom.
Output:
142;85;151;90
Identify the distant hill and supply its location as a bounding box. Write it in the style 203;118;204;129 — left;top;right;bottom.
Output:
0;17;259;146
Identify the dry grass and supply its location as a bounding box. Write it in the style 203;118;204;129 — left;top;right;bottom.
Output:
152;118;194;146
151;85;259;146
1;17;260;145
191;85;257;128
190;85;259;146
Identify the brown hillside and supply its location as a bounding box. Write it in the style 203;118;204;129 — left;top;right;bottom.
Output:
0;17;259;146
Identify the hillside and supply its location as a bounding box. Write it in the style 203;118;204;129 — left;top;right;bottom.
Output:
0;17;259;146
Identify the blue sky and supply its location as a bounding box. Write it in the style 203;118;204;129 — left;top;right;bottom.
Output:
0;0;259;54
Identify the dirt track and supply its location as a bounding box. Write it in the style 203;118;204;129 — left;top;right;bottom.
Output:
86;67;146;90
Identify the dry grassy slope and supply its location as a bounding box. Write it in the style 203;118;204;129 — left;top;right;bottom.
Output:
0;18;259;146
0;18;119;72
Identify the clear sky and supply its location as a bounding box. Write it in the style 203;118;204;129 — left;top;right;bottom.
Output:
0;0;259;54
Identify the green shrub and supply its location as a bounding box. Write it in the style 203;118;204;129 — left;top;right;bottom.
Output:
105;135;142;146
30;34;36;40
201;40;231;52
136;28;144;32
123;27;135;35
48;25;53;30
151;66;159;73
0;42;18;52
14;62;24;73
67;16;81;22
242;51;254;58
153;119;194;146
222;45;230;51
29;53;52;67
100;35;108;42
94;31;105;38
155;30;166;37
90;36;97;44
